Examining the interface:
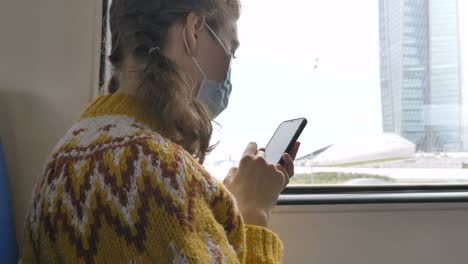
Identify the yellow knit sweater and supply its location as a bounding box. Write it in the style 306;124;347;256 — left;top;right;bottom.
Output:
21;93;283;263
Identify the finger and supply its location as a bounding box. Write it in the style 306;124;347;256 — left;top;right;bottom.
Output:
242;142;258;157
282;153;295;177
257;149;266;159
276;164;290;188
289;142;301;160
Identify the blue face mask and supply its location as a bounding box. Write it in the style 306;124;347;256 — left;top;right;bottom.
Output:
183;24;233;119
197;60;232;119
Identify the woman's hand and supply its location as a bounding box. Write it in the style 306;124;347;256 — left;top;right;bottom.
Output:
223;142;300;227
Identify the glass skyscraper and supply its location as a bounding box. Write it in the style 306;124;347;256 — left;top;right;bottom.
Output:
379;0;466;152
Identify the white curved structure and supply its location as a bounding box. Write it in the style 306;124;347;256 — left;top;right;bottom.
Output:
303;133;416;166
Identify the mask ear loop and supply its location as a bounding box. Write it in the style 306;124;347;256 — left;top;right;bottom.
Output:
183;27;207;79
148;46;161;54
205;24;231;58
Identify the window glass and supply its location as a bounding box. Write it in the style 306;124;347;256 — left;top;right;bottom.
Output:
204;0;468;186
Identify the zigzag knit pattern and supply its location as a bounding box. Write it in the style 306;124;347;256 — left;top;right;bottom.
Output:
21;93;283;264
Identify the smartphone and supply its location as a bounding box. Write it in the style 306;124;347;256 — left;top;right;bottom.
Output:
264;118;308;165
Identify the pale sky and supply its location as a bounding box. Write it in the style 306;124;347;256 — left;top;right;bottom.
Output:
206;0;468;164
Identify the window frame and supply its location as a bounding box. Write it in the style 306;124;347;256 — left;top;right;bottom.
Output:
280;185;468;205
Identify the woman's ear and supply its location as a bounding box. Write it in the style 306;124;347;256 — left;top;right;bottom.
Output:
184;13;206;57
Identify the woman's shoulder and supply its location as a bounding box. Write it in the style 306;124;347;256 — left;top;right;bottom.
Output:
47;113;220;195
34;114;225;209
48;114;164;158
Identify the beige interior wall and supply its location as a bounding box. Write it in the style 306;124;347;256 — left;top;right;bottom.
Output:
0;0;102;245
271;203;468;264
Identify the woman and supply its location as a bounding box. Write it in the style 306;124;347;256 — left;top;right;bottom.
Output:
21;0;299;263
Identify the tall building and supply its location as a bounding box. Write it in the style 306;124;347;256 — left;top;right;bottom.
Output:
379;0;466;152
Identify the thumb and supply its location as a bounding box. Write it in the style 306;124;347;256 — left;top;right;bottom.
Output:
242;142;258;157
224;167;238;185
